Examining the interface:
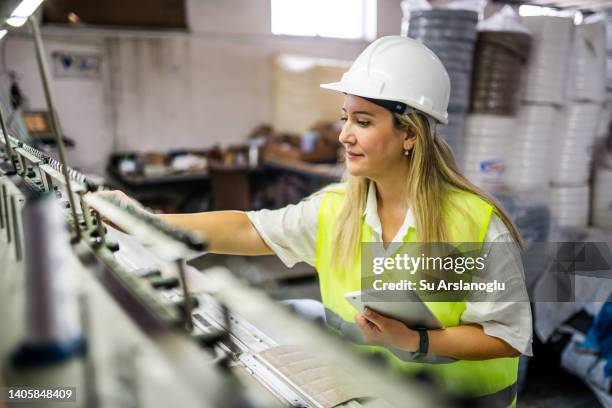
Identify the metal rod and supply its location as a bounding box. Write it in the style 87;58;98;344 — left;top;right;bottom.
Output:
0;182;4;230
79;294;100;408
79;192;93;230
2;185;10;242
176;259;194;332
10;195;22;261
93;211;106;247
0;104;17;174
28;16;82;241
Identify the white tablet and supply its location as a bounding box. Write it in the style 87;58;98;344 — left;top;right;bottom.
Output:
344;289;444;330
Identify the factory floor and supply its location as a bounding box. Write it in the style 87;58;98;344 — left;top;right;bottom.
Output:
190;255;604;408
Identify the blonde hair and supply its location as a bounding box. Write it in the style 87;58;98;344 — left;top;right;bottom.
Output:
331;111;523;266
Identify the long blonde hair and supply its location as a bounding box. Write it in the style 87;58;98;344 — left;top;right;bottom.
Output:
331;111;523;266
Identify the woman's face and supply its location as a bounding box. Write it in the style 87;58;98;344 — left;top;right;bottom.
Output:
339;95;411;179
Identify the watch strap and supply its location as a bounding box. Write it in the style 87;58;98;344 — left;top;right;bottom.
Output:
417;328;429;355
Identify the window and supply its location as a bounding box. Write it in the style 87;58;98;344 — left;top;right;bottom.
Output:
271;0;376;40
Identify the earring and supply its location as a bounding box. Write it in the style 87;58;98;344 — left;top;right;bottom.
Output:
404;149;412;157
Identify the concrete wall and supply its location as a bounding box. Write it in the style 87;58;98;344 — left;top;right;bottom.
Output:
1;0;403;174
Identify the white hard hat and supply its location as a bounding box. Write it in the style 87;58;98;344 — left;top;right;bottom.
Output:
320;36;451;125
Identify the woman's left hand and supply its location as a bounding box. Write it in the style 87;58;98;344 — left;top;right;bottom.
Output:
355;308;419;352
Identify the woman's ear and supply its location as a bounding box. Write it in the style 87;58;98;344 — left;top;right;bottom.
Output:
403;130;416;152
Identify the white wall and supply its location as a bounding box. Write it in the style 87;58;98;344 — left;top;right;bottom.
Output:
1;0;403;174
2;36;114;173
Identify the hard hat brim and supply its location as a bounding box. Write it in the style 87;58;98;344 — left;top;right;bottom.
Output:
320;81;449;125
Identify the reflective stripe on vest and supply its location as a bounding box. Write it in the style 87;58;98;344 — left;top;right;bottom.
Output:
315;187;519;406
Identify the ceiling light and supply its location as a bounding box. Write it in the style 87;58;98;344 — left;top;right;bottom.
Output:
6;0;44;27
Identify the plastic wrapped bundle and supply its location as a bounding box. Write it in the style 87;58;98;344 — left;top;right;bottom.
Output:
597;100;612;138
439;111;466;167
495;193;551;244
505;104;557;191
592;166;612;229
470;31;531;115
606;12;612;49
494;191;551;292
463;114;515;193
408;10;479;41
424;40;474;72
550;103;601;185
520;16;573;105
550;184;590;227
407;9;478;112
567;21;606;103
604;11;612;87
608;54;612;88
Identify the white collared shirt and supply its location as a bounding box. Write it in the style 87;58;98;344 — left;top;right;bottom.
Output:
247;182;533;355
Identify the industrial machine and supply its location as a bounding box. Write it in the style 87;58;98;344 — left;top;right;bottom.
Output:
0;132;449;408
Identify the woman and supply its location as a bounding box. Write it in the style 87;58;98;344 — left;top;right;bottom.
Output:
103;36;532;407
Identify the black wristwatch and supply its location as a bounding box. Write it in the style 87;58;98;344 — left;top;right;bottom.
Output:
416;328;429;355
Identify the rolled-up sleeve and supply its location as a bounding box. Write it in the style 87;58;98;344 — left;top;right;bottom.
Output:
246;194;323;268
460;214;534;356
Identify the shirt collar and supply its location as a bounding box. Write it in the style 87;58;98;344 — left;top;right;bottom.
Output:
364;180;382;234
363;180;416;239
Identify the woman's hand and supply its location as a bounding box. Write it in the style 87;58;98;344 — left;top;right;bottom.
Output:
85;190;153;232
355;308;419;351
88;190;151;216
356;308;521;360
85;191;273;256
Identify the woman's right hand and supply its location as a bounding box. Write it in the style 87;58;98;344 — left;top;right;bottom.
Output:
87;191;273;256
86;190;153;231
90;190;150;213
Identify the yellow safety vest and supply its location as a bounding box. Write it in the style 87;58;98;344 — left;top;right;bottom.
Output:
316;187;519;407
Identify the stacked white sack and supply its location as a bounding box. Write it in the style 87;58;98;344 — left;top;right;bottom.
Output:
520;16;573;105
505;105;557;191
464;114;515;193
550;103;600;185
567;21;606;103
592;165;612;229
550;184;590;227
